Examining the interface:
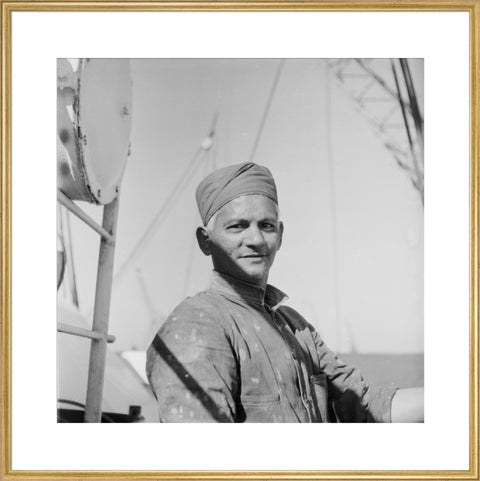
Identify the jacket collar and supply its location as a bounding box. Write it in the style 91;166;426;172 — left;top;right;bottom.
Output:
208;270;288;311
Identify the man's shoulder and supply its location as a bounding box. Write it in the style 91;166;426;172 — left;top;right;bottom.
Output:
148;290;232;353
164;289;230;325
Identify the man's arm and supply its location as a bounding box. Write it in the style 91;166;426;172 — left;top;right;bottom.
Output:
391;387;424;422
305;329;393;422
146;300;238;422
305;320;425;423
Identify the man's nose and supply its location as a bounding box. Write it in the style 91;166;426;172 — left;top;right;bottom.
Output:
244;225;265;246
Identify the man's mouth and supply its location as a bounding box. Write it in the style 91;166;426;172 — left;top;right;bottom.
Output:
241;254;266;258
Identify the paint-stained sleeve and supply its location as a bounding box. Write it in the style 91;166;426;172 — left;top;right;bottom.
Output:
312;330;398;423
146;298;238;422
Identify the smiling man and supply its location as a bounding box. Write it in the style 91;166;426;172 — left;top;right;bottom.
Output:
198;193;282;288
146;162;423;423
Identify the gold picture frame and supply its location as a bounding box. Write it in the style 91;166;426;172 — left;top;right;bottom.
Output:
1;2;478;480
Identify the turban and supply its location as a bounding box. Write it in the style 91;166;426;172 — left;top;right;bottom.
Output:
195;162;278;226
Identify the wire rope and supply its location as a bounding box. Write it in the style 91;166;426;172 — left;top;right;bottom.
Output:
113;146;206;284
391;60;424;205
324;64;345;351
182;154;214;297
249;59;285;163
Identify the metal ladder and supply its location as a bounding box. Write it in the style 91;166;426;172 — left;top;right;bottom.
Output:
57;189;119;423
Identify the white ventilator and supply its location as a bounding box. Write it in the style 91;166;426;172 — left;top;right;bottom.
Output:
57;58;133;204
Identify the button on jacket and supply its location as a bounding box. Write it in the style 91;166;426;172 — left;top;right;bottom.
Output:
146;271;398;423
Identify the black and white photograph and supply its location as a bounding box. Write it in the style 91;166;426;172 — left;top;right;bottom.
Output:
56;58;424;424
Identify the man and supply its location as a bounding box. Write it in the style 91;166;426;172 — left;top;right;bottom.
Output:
146;162;423;422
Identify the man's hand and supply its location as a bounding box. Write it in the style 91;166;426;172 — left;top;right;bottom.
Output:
391;387;424;422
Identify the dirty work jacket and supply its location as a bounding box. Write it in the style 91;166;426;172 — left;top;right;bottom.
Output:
146;271;398;423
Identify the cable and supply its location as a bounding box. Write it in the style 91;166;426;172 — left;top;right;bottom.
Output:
324;65;346;352
113;146;206;284
114;111;221;286
399;59;424;138
399;58;424;174
391;60;424;205
135;268;158;326
249;59;285;163
182;154;213;297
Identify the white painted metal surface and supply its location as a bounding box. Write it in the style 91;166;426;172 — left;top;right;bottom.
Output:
57;58;132;204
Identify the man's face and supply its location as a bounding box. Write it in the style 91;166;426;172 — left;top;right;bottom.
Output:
204;194;283;288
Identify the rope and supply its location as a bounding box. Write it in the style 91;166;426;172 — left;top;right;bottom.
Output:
113;146;206;284
324;65;344;351
182;154;214;297
391;60;424;205
249;59;285;163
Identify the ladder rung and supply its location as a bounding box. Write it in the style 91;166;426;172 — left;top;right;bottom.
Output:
57;190;114;243
57;322;116;343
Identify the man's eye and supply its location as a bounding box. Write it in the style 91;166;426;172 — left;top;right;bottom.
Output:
261;223;276;231
227;224;243;230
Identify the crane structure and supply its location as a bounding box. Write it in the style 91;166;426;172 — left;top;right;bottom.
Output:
325;58;424;205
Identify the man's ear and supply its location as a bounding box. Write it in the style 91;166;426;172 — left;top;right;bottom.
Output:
196;226;212;256
277;221;284;251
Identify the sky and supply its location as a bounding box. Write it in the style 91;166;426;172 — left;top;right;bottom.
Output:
58;58;424;354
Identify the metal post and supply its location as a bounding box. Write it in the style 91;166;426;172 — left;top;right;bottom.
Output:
84;197;119;422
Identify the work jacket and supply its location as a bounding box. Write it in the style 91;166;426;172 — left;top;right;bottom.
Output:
146;270;397;422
